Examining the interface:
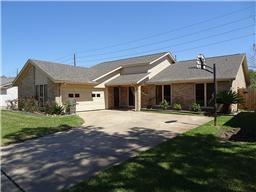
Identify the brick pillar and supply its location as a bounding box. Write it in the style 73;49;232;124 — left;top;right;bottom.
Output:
135;85;141;111
105;87;109;109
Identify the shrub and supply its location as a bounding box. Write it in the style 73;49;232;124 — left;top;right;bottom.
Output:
6;99;18;110
43;101;55;114
18;97;40;112
43;101;64;115
217;90;243;114
173;103;182;110
52;104;64;115
64;100;73;114
191;103;201;112
160;99;169;110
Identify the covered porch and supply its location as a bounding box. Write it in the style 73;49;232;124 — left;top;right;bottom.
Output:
106;85;142;111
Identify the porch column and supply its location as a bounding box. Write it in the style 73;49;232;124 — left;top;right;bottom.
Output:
105;87;109;109
135;85;141;111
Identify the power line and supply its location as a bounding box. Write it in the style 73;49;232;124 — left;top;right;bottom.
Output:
76;33;254;64
175;33;254;53
76;16;253;59
52;6;252;62
77;25;253;63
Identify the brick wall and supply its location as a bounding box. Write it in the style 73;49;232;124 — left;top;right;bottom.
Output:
141;85;155;108
217;81;232;92
18;66;35;98
172;83;195;109
17;65;60;103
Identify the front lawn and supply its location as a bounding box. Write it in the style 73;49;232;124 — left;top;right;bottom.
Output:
66;112;256;192
1;110;84;145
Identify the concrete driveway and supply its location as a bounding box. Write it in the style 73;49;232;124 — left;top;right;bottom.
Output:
1;110;211;192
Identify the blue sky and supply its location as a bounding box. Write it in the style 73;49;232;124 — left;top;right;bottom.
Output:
2;1;255;77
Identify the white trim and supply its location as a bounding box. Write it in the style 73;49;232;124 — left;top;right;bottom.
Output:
92;66;122;82
95;73;120;88
136;74;150;84
149;52;175;65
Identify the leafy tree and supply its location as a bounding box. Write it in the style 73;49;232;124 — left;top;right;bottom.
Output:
249;69;256;88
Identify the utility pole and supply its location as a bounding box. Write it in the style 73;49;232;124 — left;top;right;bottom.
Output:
73;53;76;67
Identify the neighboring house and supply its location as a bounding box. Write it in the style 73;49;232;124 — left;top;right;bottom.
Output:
0;76;18;108
13;52;250;112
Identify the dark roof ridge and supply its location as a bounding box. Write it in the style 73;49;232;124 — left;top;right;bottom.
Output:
95;52;169;65
29;59;89;70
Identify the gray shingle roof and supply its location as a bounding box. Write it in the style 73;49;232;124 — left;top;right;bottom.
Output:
30;60;96;84
106;73;149;86
0;76;15;86
28;52;170;84
16;52;246;86
147;54;245;84
90;52;169;79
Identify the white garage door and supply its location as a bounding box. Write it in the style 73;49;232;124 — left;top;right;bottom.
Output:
76;90;105;112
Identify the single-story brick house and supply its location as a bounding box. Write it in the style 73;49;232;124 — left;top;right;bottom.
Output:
13;52;250;112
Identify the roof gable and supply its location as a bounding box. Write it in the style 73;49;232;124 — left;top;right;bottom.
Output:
13;59;97;85
89;52;174;80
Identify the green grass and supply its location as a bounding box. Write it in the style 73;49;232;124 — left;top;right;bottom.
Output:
66;112;256;192
1;110;84;145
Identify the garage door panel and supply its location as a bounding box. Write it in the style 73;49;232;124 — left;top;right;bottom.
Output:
76;91;105;111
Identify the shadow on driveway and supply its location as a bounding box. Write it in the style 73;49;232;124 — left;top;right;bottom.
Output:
1;126;177;192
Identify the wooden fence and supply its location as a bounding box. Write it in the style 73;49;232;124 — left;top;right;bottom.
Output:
238;88;256;111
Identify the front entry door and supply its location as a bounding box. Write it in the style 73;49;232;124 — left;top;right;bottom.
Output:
114;87;119;108
129;87;135;106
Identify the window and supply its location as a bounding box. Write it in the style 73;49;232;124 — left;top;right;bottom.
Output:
68;93;74;98
40;85;43;97
44;84;48;102
97;93;100;97
196;84;205;106
206;83;214;107
36;84;48;107
75;93;80;98
164;85;171;105
156;85;162;105
92;93;96;97
35;85;39;99
0;88;7;95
